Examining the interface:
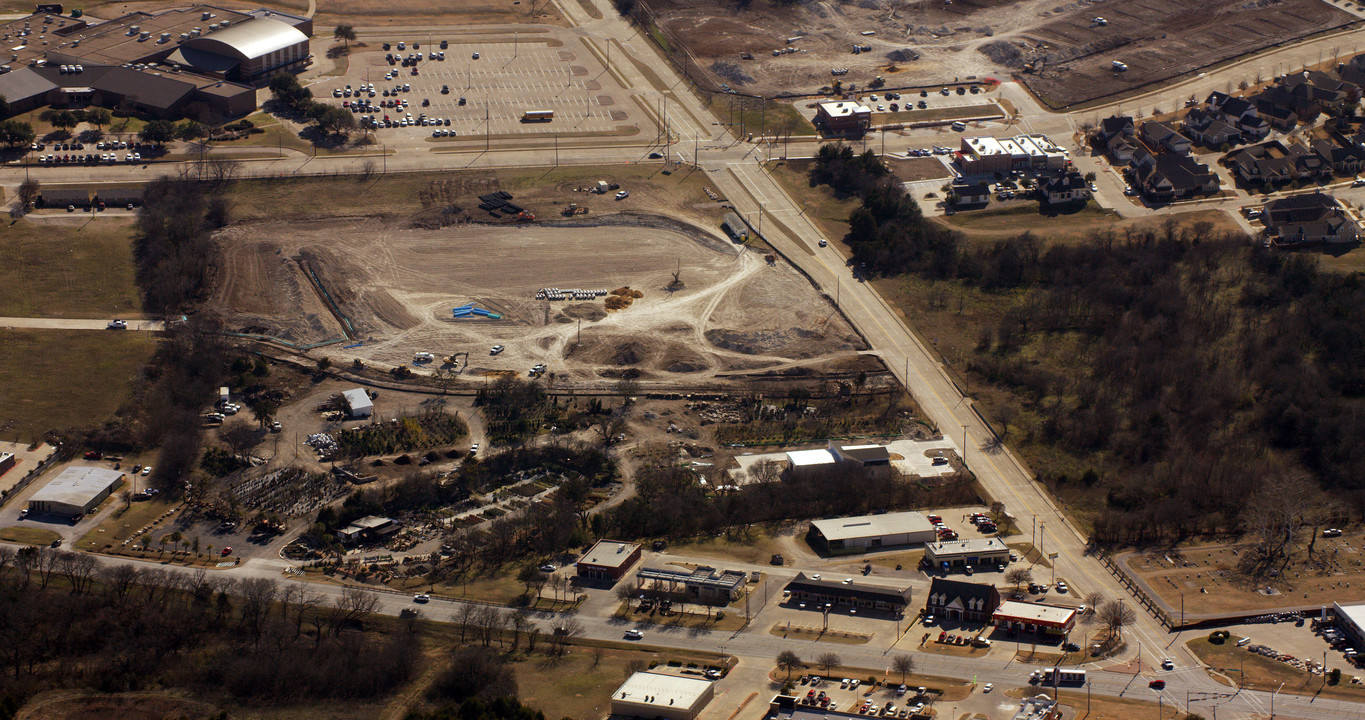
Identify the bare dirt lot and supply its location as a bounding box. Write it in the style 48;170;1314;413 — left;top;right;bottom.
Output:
1015;0;1357;108
213;215;866;388
638;0;1356;106
1126;530;1365;614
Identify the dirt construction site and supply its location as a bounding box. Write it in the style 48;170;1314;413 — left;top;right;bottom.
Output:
213;215;869;388
639;0;1356;105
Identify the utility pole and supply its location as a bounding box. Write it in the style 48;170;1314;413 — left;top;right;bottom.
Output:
963;424;968;467
554;133;558;166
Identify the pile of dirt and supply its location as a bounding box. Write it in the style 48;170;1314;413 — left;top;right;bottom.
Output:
557;303;607;322
605;286;644;311
710;60;755;85
613;341;646;366
977;40;1025;68
886;48;921;62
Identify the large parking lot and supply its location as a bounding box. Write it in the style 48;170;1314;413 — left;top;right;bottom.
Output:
310;30;648;144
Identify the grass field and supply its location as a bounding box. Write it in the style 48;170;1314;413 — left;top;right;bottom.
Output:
0;219;141;318
226;164;722;224
938;200;1118;234
0;330;153;438
881;103;1003;126
765;159;857;243
0;526;61;546
1188;637;1365;701
76;497;180;552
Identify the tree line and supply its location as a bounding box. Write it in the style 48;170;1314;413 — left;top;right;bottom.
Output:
0;546;410;708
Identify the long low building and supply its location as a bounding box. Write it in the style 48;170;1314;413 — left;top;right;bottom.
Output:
993;600;1077;636
612;672;715;720
924;537;1011;569
1333;601;1365;649
784;572;913;614
636;565;746;605
807;511;936;553
27;465;124;516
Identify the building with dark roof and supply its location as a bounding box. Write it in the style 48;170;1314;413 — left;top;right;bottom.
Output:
94;186;144;207
814;101;871;136
950;180;990;207
38;187;90;207
1313;137;1365;175
1133;153;1219;201
1139;120;1191;155
0;5;304;119
1261;192;1358;247
1094;115;1137;163
784;572;913;614
925;577;1001;624
1040;173;1087;204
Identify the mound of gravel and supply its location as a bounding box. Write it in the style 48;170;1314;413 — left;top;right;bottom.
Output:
710;61;755;86
886;48;921;62
978;40;1026;69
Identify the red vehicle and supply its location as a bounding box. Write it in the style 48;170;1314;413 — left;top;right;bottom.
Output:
221;547;233;556
927;514;942;524
1149;679;1166;690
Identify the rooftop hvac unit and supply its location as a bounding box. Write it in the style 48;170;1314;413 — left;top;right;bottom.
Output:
202;10;211;19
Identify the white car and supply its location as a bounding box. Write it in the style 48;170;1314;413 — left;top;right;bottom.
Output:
1161;658;1174;670
107;319;128;329
413;593;430;603
819;239;828;247
141;466;152;476
469;443;479;454
624;629;643;640
1054;581;1069;593
491;345;505;354
615;190;629;200
983;683;993;693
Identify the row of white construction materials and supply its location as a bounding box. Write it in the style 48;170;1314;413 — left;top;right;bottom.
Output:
535;287;609;301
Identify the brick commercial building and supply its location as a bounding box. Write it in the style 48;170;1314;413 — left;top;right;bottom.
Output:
575;539;641;584
993;601;1077;636
814;101;871;136
784;572;914;614
925;577;1001;624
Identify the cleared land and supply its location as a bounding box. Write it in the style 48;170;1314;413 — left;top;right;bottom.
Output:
1126;531;1365;614
637;0;1356;109
1016;0;1357;108
0;330;153;438
0;218;141;318
213;182;865;386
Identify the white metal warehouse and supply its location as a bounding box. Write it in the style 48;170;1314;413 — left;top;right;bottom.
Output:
26;466;125;516
611;672;714;720
807;511;936;552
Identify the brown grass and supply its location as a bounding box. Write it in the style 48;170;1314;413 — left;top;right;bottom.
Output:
1187;637;1365;701
0;219;142;318
0;330;153;438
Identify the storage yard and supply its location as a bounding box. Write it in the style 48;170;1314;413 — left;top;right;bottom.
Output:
637;0;1356;106
213;216;867;386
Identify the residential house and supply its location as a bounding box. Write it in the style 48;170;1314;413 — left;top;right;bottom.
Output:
950;180;991;207
1040;173;1089;204
1313;137;1365;175
1183;108;1241;148
1262;192;1359;246
1095;115;1137;163
1206;91;1270;140
925;578;1001;625
1134;154;1219;201
1139;120;1193;155
1227;140;1327;185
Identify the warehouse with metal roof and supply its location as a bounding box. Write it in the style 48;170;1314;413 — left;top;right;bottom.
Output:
807;511;936;553
27;466;125;516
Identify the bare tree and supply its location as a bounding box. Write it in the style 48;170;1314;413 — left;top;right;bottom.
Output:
59;552;99;595
1099;599;1136;640
816;652;842;673
1005;567;1033;591
777;649;802;679
328;586;380;635
892;654;914;684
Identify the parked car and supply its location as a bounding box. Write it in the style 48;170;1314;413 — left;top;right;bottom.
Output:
624;629;644;640
1149;679;1166;690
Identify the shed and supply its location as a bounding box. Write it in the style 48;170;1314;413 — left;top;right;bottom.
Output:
342;388;374;418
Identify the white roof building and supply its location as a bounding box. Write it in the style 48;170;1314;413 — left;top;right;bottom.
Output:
994;600;1078;635
342;388;374;417
786;449;837;467
808;511;936;550
612;672;715;720
27;465;125;516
